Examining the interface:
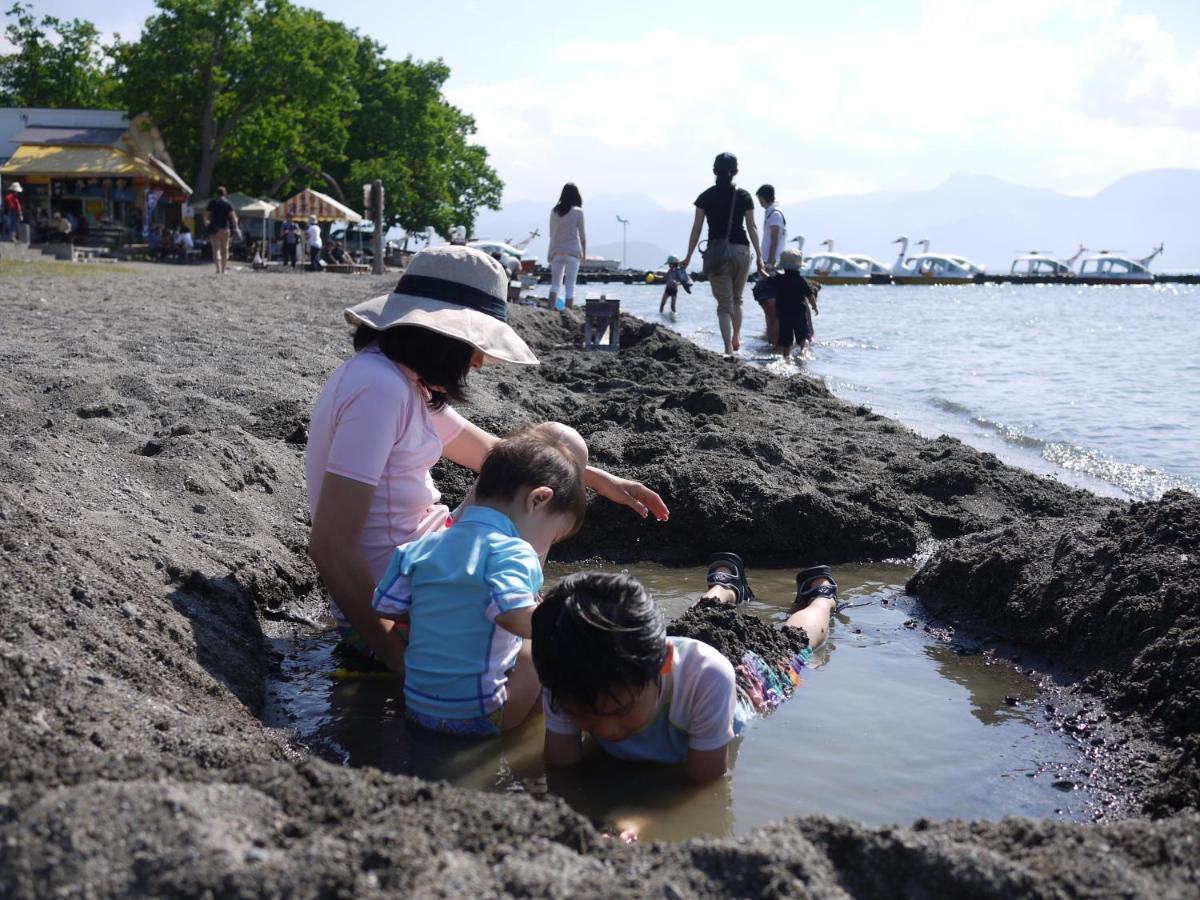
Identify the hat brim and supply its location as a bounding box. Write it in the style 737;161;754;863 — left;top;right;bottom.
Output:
344;293;538;366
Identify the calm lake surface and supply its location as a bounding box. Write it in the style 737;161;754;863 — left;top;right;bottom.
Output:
268;564;1104;841
602;281;1199;501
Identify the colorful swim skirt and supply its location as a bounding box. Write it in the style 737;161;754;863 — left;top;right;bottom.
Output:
734;646;814;717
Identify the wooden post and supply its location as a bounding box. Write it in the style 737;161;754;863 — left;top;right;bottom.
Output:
371;180;384;275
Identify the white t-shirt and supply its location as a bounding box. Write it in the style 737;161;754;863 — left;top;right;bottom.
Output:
543;637;741;763
306;348;468;620
547;207;585;260
762;204;787;267
306;224;322;248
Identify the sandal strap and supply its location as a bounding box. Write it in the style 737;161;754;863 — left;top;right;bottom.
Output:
705;571;746;604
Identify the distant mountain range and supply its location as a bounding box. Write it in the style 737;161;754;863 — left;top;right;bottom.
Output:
472;169;1198;272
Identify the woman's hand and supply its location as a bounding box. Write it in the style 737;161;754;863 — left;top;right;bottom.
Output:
587;467;670;521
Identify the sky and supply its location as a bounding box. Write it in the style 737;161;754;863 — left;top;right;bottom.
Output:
8;0;1200;211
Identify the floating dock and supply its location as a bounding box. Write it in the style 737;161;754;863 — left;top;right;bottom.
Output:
534;268;1200;287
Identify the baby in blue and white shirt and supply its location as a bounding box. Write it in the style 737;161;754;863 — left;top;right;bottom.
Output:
372;427;587;737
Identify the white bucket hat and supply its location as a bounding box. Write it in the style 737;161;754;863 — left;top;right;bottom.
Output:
8;182;22;193
344;244;538;366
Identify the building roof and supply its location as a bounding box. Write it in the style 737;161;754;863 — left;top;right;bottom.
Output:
11;126;128;146
0;144;191;194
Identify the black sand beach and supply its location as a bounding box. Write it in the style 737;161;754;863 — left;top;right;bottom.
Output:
0;266;1196;896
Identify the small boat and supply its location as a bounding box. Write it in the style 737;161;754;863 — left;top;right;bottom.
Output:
1075;244;1162;284
1009;247;1082;278
803;239;872;284
579;256;621;273
891;236;984;284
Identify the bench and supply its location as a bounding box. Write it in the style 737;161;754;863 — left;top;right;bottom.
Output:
324;263;371;274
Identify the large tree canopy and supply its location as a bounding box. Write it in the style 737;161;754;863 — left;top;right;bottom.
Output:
0;2;118;108
1;0;502;233
333;44;502;235
112;0;359;205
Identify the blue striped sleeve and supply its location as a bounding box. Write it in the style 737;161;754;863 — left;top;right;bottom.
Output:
372;547;414;619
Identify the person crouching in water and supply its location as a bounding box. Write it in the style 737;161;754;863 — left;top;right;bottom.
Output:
754;247;820;355
659;255;693;314
371;426;588;737
532;558;838;783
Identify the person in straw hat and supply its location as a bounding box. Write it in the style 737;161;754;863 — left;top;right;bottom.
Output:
306;245;669;673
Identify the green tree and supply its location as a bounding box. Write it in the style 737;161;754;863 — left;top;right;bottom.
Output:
331;41;502;235
112;0;357;203
0;2;118;108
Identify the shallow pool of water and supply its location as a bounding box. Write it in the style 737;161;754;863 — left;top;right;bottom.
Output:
266;563;1100;840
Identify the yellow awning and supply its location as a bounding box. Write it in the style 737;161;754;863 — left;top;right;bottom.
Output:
1;144;164;183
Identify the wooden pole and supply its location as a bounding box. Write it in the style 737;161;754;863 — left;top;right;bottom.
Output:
371;180;384;275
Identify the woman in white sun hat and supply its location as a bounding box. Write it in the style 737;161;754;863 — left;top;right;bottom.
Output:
307;244;669;672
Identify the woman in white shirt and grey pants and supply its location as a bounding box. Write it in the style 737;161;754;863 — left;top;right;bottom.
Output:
548;183;586;309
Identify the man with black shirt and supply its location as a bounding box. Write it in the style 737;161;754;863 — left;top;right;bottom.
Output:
205;186;238;275
680;153;766;355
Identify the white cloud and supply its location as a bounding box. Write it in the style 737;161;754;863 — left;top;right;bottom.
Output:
448;3;1200;207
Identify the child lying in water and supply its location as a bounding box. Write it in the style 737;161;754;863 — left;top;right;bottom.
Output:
532;555;839;782
372;426;587;737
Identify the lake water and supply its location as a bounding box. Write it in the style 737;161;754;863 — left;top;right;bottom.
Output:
267;564;1106;840
598;281;1200;501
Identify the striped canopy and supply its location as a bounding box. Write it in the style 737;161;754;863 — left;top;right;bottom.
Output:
273;188;362;222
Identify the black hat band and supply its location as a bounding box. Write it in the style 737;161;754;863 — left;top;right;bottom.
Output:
393;273;507;322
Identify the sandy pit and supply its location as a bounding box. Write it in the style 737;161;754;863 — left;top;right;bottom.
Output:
0;264;1196;897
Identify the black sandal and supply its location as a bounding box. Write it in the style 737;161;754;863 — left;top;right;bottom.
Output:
706;552;756;605
795;565;840;610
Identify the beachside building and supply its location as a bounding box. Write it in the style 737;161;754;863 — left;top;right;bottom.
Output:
0;108;191;242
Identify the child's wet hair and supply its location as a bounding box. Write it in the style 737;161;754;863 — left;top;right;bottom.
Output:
474;427;588;534
531;572;667;713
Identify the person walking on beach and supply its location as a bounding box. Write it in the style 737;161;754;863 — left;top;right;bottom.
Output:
547;183;586;310
305;216;323;272
660;256;692;314
305;245;668;674
681;154;766;356
3;181;24;241
205;186;238;275
756;185;787;345
281;213;300;269
753;248;819;355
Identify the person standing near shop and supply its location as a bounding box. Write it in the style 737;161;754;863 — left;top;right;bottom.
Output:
205;186;238;275
305;216;323;271
3;181;24;242
281;213;301;269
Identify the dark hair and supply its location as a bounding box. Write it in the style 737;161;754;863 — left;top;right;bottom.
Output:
756;184;775;202
474;427;588;534
531;572;667;713
553;183;583;217
714;171;734;187
352;324;474;410
217;186;228;197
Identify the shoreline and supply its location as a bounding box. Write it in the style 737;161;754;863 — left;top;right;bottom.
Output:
0;267;1196;896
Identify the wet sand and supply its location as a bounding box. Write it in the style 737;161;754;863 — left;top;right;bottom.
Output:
0;264;1196;896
